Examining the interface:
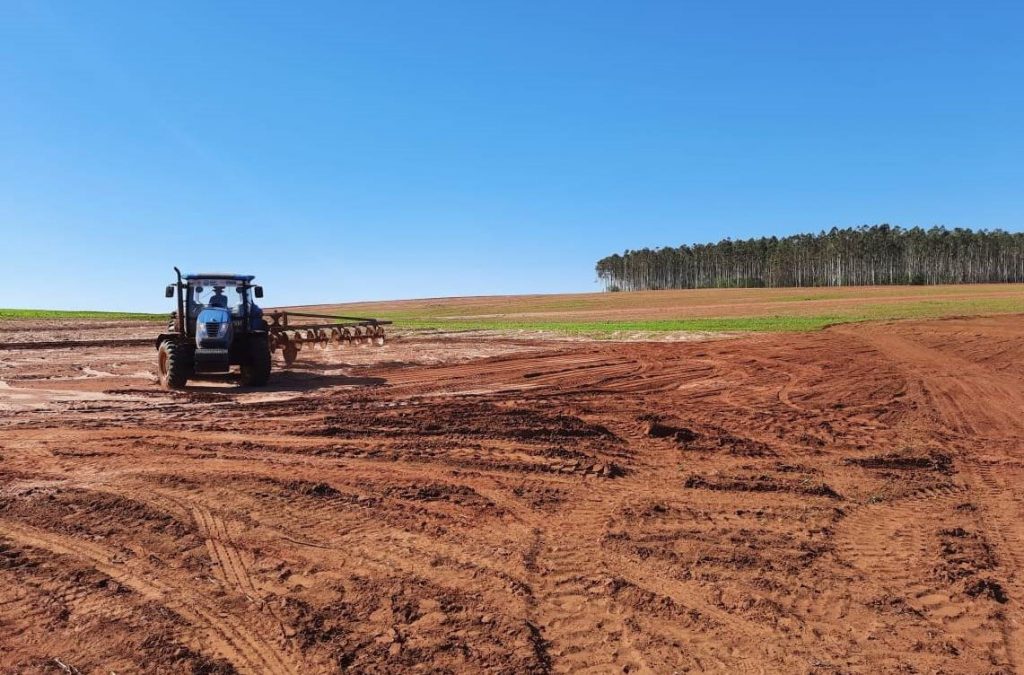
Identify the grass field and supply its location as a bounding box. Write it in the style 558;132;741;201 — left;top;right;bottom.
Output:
0;309;166;321
292;283;1024;334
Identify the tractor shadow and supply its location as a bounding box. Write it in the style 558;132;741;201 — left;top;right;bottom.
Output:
181;369;386;394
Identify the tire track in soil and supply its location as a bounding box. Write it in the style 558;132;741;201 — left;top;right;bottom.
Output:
0;590;52;644
133;479;537;626
0;546;156;668
379;352;597;388
522;413;779;674
192;504;260;597
832;490;1009;666
845;324;1024;669
960;460;1024;670
527;498;652;674
0;518;299;675
848;327;1024;437
119;484;314;656
598;549;775;673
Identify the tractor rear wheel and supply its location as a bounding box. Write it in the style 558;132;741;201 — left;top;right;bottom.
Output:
240;335;272;386
158;340;192;390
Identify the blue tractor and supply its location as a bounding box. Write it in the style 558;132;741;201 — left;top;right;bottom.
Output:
156;267;271;389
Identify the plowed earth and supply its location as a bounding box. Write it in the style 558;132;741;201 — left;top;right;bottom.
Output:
1;315;1022;673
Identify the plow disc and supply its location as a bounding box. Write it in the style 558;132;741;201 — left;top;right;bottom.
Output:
267;311;391;366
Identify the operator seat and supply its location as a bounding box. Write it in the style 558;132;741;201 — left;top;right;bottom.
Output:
209;293;229;309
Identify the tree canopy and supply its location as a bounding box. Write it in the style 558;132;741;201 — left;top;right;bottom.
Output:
596;225;1024;291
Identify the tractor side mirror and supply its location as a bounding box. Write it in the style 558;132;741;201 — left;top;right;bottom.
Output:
254;286;264;298
165;285;174;298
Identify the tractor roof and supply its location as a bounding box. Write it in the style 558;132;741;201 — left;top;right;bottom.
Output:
184;273;255;282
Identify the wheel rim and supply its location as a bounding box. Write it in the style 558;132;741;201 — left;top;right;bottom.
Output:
159;349;169;377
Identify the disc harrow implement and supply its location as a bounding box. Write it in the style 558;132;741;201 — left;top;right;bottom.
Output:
266;311;391;366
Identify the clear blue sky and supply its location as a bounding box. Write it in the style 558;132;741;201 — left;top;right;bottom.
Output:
1;1;1021;311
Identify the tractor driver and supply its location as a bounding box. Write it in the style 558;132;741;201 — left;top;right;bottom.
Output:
209;287;229;309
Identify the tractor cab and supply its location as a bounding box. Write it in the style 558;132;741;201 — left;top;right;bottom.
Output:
179;275;264;332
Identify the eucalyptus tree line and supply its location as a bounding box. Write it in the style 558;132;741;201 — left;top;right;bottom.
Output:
595;225;1024;291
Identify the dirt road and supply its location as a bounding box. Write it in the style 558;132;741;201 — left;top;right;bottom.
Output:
1;316;1022;673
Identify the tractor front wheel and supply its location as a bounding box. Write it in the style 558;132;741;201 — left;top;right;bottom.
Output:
158;340;192;390
240;335;272;386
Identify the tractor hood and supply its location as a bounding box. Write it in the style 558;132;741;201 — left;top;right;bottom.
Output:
196;307;234;348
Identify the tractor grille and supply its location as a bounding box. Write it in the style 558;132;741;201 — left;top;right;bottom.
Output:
204;322;223;336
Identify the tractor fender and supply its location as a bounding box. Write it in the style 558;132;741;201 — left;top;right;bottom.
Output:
155;333;184;349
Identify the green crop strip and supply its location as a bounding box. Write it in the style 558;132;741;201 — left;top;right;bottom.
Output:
0;309;167;321
364;296;1023;335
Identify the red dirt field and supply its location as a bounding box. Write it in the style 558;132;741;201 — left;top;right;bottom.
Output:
1;315;1023;673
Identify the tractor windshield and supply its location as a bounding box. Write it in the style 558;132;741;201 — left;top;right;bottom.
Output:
188;280;250;319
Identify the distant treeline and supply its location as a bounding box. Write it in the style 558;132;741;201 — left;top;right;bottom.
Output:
595;225;1024;291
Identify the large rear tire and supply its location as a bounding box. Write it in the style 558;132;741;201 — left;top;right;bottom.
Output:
240;335;272;386
158;340;192;390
